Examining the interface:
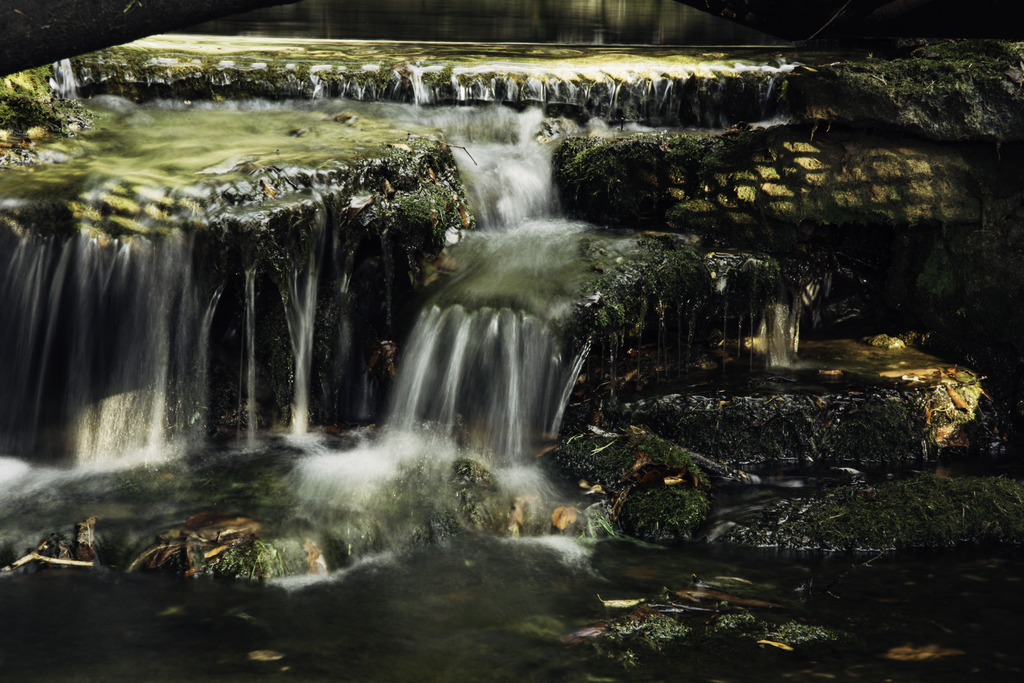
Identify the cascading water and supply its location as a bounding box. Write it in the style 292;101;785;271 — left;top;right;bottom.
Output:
49;58;79;100
285;214;326;435
0;231;209;463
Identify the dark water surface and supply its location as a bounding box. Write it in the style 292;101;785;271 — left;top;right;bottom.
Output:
186;0;787;46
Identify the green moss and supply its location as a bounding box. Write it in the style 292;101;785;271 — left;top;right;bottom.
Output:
551;432;711;541
618;484;710;540
726;473;1024;550
1;66;92;139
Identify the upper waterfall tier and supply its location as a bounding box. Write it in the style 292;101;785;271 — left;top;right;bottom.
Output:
69;36;795;128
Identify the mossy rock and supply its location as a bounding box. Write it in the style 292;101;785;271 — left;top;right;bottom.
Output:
723;473;1024;550
885;217;1024;357
562;233;780;351
1;66;92;141
785;41;1024;143
550;431;710;541
609;380;998;468
585;604;858;674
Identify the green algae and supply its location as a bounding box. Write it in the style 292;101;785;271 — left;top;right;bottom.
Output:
725;473;1024;551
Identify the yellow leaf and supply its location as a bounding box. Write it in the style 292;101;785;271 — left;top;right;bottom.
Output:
551;506;578;530
879;644;966;661
758;640;793;651
598;595;646;608
204;543;233;559
248;650;285;661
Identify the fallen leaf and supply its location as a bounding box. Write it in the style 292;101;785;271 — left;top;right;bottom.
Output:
672;587;786;610
879;367;941;379
598;595;646;608
551;507;578;530
388;143;412;152
758;639;794;651
303;537;329;576
879;643;965;661
560;623;606;644
260;178;276;198
944;383;970;411
249;650;286;661
74;516;97;562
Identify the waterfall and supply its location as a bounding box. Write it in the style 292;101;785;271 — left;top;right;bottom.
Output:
389;305;583;464
285;219;326;434
50;59;79;100
0;232;208;463
241;265;258;447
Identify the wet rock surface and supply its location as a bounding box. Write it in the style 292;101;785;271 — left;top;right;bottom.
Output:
785;41;1024;143
721;473;1024;551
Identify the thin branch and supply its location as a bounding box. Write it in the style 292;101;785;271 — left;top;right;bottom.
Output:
443;143;478;165
2;551;95;572
807;0;854;41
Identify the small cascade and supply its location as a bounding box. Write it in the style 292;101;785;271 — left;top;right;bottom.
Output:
389;305;584;464
78;56;796;128
285;223;326;434
0;232;208;463
49;58;79;99
241;265;258;447
429;107;558;230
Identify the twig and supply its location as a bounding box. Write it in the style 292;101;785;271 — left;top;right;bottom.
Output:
443;143;478;165
807;0;853;41
2;551;95;572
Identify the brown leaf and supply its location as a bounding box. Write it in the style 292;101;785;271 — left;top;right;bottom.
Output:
935;423;970;448
560;622;606;644
879;367;941;379
249;650;286;661
204;543;234;560
879;643;965;661
74;516;97;562
944;384;970;411
260;178;276;198
508;497;526;536
457;203;470;228
672;587;786;610
551;506;578;530
303;537;329;575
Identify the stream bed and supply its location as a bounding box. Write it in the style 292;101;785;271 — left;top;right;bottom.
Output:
3;39;1024;682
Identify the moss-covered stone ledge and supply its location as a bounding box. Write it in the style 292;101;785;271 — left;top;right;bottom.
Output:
784;40;1024;143
561;233;780;354
722;473;1024;551
548;431;711;542
608;369;993;468
554;127;1024;252
0;103;475;430
69;36;792;124
2;65;92;166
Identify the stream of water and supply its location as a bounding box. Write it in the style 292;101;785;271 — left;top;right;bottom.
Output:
2;34;1023;683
